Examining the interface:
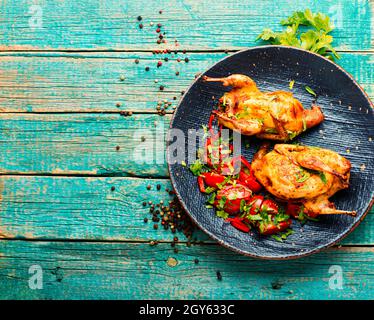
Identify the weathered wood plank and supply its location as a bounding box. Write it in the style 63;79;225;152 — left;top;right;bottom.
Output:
0;240;372;299
1;111;373;177
0;0;372;51
0;176;372;245
0;52;372;112
0;113;170;177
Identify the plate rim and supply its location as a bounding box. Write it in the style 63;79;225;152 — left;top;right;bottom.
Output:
167;45;374;260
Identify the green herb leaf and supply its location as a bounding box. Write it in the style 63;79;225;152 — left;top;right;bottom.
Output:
305;86;317;97
181;160;187;167
319;171;327;184
204;186;216;194
216;210;229;219
271;235;283;242
189;159;204;176
265;127;278;134
295;169;311;183
289;80;295;89
207;192;216;205
258;9;338;60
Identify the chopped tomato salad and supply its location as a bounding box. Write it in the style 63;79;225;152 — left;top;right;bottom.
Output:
186;114;316;241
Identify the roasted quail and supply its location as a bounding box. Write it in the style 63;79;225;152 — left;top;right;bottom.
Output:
251;143;356;216
203;74;324;141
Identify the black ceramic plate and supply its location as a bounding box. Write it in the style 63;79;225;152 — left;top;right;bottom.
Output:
167;45;374;259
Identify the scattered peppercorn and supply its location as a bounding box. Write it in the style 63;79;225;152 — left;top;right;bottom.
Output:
144;217;148;223
216;271;222;281
141;136;146;142
153;224;158;230
116;102;121;107
159;10;163;14
143;202;147;207
120;75;125;81
146;185;151;190
145;67;150;71
111;186;115;191
184;57;189;63
194;258;199;264
175;71;180;76
135;59;139;64
139;23;143;29
157;184;161;190
159;85;164;91
174;248;179;253
157;61;162;67
116;146;120;151
137;16;142;21
173;236;178;242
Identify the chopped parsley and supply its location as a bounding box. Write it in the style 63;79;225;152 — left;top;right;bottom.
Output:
216;210;229;219
189;159;205;176
289;80;295;89
257;9;339;61
319;171;327;184
295;169;311;183
305;86;317;97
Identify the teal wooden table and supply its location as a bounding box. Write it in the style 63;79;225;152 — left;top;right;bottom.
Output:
0;0;373;299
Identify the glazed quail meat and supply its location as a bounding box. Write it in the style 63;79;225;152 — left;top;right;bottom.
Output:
203;74;324;141
251;143;356;216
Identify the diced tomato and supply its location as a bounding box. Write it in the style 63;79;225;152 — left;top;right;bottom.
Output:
248;195;264;215
261;199;279;215
215;183;252;214
286;203;302;218
260;220;292;235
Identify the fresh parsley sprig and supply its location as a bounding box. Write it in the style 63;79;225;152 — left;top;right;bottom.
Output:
257;9;340;60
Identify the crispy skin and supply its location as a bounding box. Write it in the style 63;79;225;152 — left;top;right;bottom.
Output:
204;74;324;141
251;143;356;216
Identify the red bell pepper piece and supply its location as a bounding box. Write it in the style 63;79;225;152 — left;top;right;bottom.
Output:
239;169;262;192
226;217;250;233
197;176;206;193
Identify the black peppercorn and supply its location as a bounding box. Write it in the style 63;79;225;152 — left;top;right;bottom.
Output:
216;271;222;281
